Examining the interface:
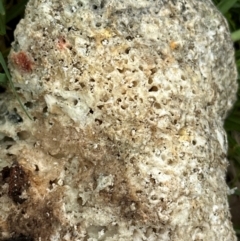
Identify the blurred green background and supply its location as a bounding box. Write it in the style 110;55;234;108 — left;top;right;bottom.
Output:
0;0;240;239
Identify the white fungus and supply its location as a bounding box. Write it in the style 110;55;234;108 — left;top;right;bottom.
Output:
0;0;238;240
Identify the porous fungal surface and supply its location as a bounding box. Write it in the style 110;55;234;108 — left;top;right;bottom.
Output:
0;0;238;240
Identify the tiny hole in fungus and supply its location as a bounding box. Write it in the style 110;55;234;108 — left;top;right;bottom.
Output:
121;105;128;110
100;0;105;8
126;36;134;41
149;86;158;92
95;119;103;125
116;98;122;104
117;68;124;73
6;153;14;157
49;179;57;190
24;101;34;108
97;105;104;110
150;68;157;75
8;111;23;123
77;197;83;205
154;102;161;109
192;140;197;145
89;108;94;114
49;121;53;126
35;165;39;171
43;106;48;113
125;48;131;54
3;136;14;142
93;5;98;10
80;82;85;88
78;2;83;7
96;22;101;27
17;131;30;140
167;159;174;165
132;81;138;87
181;75;186;80
150;195;158;200
183;171;187;176
148;78;153;84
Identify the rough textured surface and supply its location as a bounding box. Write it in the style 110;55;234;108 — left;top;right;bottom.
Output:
0;0;238;240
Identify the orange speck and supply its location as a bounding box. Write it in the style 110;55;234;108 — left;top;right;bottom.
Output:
12;51;33;73
170;41;179;50
56;37;70;50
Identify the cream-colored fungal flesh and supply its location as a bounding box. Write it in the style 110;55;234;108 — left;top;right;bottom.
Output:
0;0;237;240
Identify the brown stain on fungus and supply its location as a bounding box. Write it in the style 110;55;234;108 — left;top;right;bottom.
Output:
1;161;29;204
6;196;63;240
2;234;33;241
11;51;33;73
1;154;64;240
